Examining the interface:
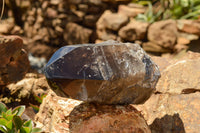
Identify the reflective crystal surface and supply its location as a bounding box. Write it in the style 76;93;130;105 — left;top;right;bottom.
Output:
44;40;160;104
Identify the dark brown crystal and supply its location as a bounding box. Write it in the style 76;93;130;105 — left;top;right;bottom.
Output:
44;40;160;104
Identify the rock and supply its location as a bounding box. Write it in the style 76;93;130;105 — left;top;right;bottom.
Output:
142;42;172;53
63;22;92;45
26;43;57;59
46;7;58;18
177;32;199;41
44;40;160;104
102;0;132;3
177;20;200;36
35;91;151;133
148;19;178;49
118;20;149;41
96;29;117;41
0;18;15;34
4;73;50;103
96;10;129;31
134;92;200;133
156;58;200;94
83;15;100;28
0;35;29;85
11;25;24;35
177;37;190;45
50;0;62;5
118;4;145;17
34;91;82;132
70;103;150;133
174;37;190;52
151;56;172;72
23;0;119;48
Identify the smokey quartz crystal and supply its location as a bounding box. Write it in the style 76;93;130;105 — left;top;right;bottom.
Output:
44;40;160;104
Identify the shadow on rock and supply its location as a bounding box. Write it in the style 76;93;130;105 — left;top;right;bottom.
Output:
150;113;186;133
188;39;200;53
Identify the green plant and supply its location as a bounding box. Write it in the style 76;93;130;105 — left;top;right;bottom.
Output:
135;0;200;23
0;102;42;133
30;94;47;113
135;1;163;23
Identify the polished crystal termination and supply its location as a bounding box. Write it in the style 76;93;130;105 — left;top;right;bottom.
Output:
44;40;160;104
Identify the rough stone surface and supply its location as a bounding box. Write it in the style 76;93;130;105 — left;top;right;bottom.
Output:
132;52;200;133
70;103;151;133
23;0;123;47
34;91;82;133
45;40;160;104
0;18;23;35
0;73;50;104
177;20;200;36
148;19;178;49
142;42;172;53
63;22;92;45
151;56;172;72
0;35;29;85
96;10;128;40
98;10;128;31
35;91;151;133
118;4;145;17
156;58;200;94
119;20;149;41
135;92;200;133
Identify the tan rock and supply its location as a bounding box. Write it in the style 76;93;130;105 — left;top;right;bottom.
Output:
118;4;145;17
96;29;117;41
96;10;129;31
34;91;82;132
177;37;190;45
64;22;92;45
27;42;57;59
119;20;149;41
0;35;29;85
177;32;199;41
151;56;172;72
102;0;132;2
174;37;190;52
134;92;200;133
0;18;15;34
35;91;151;133
143;42;172;53
156;58;200;94
6;73;50;102
148;19;178;49
46;7;58;18
177;20;200;36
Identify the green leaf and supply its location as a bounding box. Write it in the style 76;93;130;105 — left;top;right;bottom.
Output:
6;109;12;115
29;104;39;113
12;106;25;116
34;95;42;103
0;102;7;115
32;127;43;133
23;120;32;129
0;118;8;126
3;114;14;121
6;120;13;130
20;126;31;133
0;125;7;133
13;116;24;130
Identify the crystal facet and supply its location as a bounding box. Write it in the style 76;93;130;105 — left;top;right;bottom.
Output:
44;40;160;104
